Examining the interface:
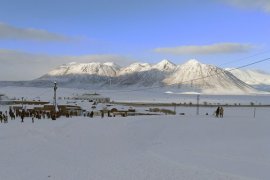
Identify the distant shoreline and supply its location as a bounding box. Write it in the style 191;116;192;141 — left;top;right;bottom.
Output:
112;101;270;107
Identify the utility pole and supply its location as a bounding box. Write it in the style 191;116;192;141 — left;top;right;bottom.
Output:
53;82;57;112
21;97;24;109
196;94;200;115
172;102;176;114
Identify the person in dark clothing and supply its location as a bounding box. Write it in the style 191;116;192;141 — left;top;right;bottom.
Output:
90;111;94;118
3;114;8;123
215;107;220;117
219;107;224;118
21;110;25;123
101;111;104;118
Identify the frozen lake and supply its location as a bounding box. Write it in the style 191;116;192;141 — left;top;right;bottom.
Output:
1;86;270;105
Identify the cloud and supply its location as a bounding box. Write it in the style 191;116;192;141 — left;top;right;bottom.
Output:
154;43;253;55
221;0;270;13
62;55;135;66
0;22;72;42
0;49;134;81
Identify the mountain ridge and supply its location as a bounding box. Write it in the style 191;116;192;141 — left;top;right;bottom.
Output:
37;59;262;94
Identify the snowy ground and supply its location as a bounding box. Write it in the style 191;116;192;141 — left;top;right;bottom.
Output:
0;86;270;180
0;108;270;180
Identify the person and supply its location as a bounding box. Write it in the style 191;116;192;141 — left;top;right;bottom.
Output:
219;107;224;118
51;112;56;120
90;111;94;118
9;108;14;120
3;114;8;123
21;110;25;123
215;107;220;117
32;113;35;123
101;111;104;118
10;111;15;120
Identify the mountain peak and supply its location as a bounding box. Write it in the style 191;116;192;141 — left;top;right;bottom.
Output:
68;62;77;65
154;59;176;71
157;59;174;65
184;59;201;65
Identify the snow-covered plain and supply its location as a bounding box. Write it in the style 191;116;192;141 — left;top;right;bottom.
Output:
0;109;270;180
1;86;270;180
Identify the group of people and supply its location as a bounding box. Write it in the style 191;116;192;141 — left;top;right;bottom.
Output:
84;111;95;118
215;106;224;118
0;111;8;123
0;107;62;123
83;110;111;118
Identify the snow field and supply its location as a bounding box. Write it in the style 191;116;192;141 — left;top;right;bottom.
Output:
0;111;269;180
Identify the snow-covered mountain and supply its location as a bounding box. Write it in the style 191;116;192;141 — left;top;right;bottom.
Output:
117;60;176;87
225;68;270;91
226;68;270;85
40;59;177;87
40;62;121;86
43;62;120;77
164;60;255;93
38;59;259;94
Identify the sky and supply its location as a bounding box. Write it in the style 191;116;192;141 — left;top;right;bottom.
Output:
0;0;270;80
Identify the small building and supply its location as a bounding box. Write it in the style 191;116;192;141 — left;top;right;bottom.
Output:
73;93;110;103
57;105;83;116
0;94;6;99
0;94;9;104
40;104;83;116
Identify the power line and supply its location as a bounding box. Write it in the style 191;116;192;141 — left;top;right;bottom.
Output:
229;57;270;71
218;50;270;67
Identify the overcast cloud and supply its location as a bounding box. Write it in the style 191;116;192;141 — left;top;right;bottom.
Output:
0;49;134;81
154;43;253;55
0;22;72;42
